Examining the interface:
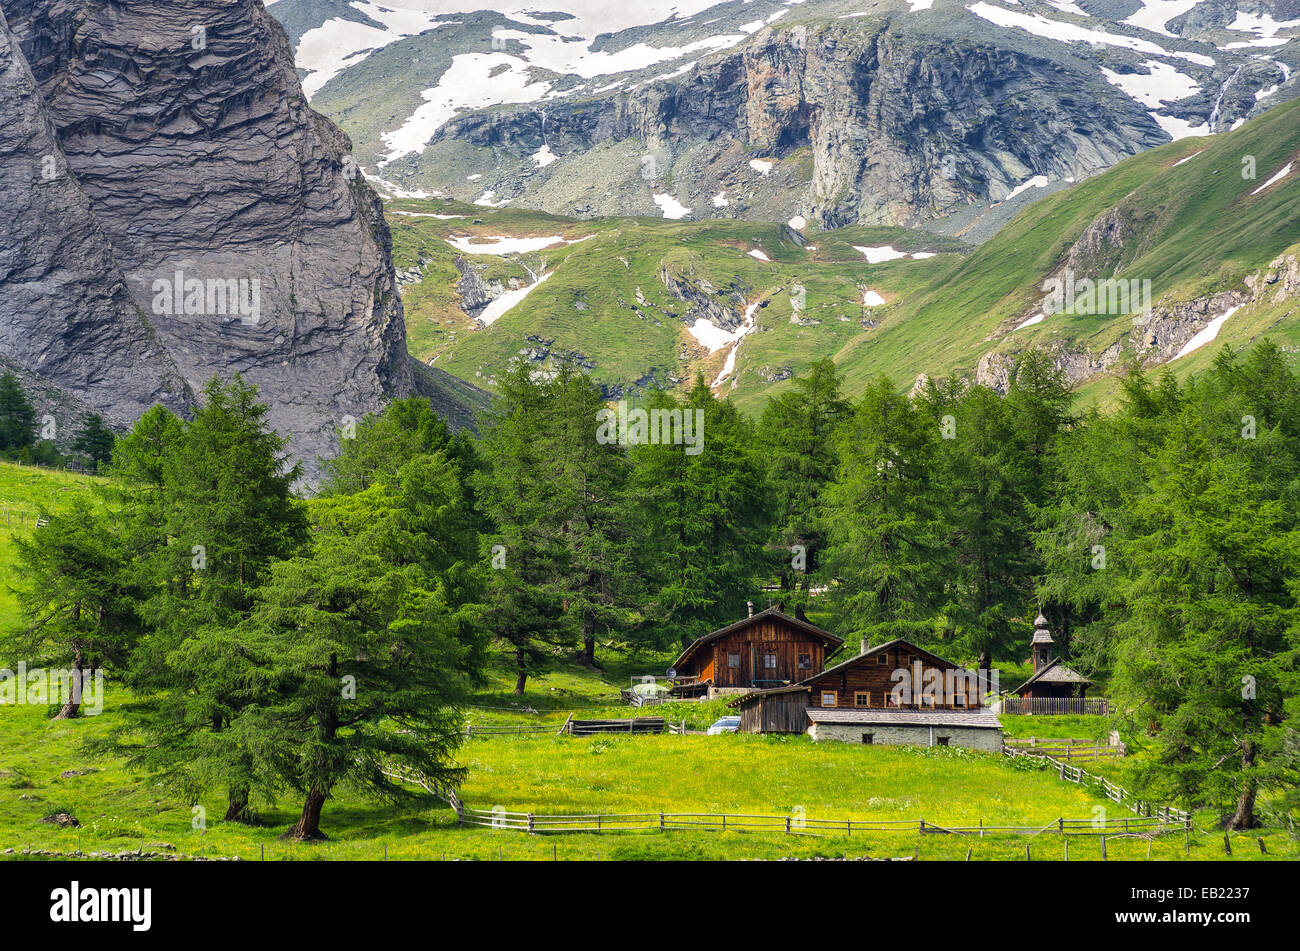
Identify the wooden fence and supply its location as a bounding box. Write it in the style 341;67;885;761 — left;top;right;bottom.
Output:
1003;747;1189;824
383;757;1187;839
1003;738;1125;761
1;509;47;530
463;723;556;737
454;807;1183;837
565;717;666;736
1000;697;1111;716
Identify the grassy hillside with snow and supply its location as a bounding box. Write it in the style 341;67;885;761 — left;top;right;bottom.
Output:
388;201;966;399
835;95;1300;403
387;97;1298;412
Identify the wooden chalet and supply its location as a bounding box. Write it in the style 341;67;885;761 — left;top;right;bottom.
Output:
728;638;1004;751
1012;613;1091;701
670;604;844;698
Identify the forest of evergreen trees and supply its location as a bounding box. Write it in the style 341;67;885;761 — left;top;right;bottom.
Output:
4;343;1298;834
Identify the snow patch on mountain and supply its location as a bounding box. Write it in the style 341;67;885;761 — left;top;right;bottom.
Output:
1101;59;1200;107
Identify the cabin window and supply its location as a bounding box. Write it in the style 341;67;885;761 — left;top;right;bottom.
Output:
763;652;777;670
797;653;811;670
936;736;951;746
886;692;901;708
728;652;740;669
920;694;936;708
861;733;874;745
876;653;889;665
854;691;871;707
953;691;967;707
821;691;837;707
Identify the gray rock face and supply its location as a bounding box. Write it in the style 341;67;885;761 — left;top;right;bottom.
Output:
0;0;424;473
0;10;187;427
428;21;1170;228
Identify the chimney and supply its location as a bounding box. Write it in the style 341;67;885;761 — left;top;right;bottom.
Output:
860;638;869;656
747;600;753;618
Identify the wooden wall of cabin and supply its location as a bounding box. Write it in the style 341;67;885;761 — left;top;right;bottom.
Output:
704;620;828;687
737;691;810;734
804;646;980;710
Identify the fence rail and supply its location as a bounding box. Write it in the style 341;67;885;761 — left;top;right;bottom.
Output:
1003;739;1125;761
1003;747;1189;824
455;807;1184;837
1;509;46;530
565;717;667;736
1001;697;1111;716
384;758;1187;839
463;723;556;736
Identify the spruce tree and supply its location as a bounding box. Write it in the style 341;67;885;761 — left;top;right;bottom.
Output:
0;372;36;454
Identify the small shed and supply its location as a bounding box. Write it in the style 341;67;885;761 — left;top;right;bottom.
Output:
727;685;810;734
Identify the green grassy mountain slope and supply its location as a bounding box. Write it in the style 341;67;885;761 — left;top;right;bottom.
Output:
836;95;1300;404
386;98;1298;411
387;201;966;400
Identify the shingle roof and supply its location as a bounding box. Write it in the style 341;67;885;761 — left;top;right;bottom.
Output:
1013;657;1092;694
671;606;844;671
806;707;1003;730
724;685;810;709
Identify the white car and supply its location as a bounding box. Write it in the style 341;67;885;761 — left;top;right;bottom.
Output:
706;716;741;735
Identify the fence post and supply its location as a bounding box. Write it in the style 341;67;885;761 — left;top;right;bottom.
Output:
660;813;665;831
1100;836;1107;861
528;814;534;834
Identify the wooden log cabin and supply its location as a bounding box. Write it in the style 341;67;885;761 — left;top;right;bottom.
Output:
669;605;844;698
728;638;1004;751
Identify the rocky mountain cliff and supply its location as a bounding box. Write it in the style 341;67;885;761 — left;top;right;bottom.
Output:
275;0;1299;235
0;11;187;427
0;0;481;475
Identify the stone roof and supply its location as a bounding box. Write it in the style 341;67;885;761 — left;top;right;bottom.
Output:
1013;657;1092;694
806;707;1003;730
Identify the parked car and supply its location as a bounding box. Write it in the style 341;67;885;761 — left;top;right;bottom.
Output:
706;715;741;735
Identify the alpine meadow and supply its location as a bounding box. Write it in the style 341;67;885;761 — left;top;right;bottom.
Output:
1;0;1298;936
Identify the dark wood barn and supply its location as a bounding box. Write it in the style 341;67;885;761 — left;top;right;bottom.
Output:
802;638;984;711
728;638;1003;750
670;606;843;696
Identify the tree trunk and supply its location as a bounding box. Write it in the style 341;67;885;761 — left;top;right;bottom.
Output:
1226;742;1257;830
224;786;254;824
286;787;328;841
514;647;528;695
53;649;83;720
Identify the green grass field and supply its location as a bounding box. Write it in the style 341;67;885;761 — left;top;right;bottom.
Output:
1;467;1291;862
0;691;1291;862
0;463;104;636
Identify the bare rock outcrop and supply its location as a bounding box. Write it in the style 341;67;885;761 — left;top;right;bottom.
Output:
0;0;438;475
